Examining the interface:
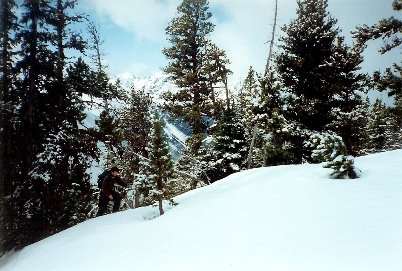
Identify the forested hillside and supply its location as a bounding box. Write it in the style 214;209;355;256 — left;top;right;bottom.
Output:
1;0;401;255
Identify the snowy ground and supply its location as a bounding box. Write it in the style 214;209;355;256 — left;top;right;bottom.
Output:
1;150;401;271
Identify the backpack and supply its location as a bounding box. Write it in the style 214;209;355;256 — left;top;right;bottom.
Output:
97;169;110;189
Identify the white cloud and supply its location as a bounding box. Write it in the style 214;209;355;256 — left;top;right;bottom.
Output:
87;0;180;42
209;0;296;80
84;0;398;85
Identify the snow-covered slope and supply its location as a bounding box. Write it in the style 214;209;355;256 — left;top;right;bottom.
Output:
2;150;401;271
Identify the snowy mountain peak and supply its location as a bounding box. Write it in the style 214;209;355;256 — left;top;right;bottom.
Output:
116;72;175;97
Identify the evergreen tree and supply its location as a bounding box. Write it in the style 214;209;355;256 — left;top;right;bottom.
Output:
366;99;395;153
136;112;175;215
326;39;365;156
86;22;124;162
203;42;232;115
239;67;259;135
3;0;97;251
306;132;360;179
240;68;291;167
96;109;123;161
276;0;365;162
354;0;401;55
119;86;153;208
0;0;20;253
10;0;57;249
353;0;401;151
254;71;290;166
163;0;227;153
200;109;248;182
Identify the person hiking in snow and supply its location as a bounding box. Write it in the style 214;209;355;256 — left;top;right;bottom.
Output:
96;166;128;217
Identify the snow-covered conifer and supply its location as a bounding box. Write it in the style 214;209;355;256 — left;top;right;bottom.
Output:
136;111;175;215
200;109;248;182
306;132;360;179
277;0;365;163
366;99;395;153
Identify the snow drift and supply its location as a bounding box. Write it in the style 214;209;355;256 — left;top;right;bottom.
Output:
1;150;401;271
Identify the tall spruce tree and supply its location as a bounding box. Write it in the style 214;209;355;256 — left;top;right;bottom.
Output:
163;0;226;153
325;39;366;156
136;111;175;215
119;86;153;208
39;0;97;235
200;109;248;182
3;0;97;251
241;69;289;167
203;42;232;114
10;0;57;249
86;22;124;163
366;99;395;153
276;0;365;162
0;0;19;253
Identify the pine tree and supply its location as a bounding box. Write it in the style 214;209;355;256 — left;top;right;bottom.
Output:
136;112;175;215
203;42;232;115
96;109;123;160
366;99;395;153
163;0;227;153
200;109;248;182
276;0;365;163
239;68;291;167
9;0;57;249
239;67;259;134
353;0;401;152
353;0;401;55
3;0;97;251
306;132;360;179
0;0;20;253
119;86;153;208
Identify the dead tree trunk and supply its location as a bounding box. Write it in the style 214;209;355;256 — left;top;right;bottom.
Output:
247;0;278;169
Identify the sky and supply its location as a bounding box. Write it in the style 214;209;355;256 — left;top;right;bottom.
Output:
75;0;400;86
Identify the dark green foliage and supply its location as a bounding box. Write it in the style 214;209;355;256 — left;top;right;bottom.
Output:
366;99;395;152
276;0;365;163
96;110;123;152
307;132;360;179
353;0;401;54
0;0;19;253
163;0;230;152
277;0;339;132
1;1;98;252
353;0;401;145
118;86;153;207
201;109;248;182
136;111;175;214
373;64;402;100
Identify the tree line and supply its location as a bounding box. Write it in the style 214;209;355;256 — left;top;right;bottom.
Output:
0;0;401;254
162;0;401;186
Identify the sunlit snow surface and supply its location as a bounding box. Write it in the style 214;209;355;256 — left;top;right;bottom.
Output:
1;150;401;271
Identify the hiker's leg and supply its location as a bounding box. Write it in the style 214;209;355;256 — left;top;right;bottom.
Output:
112;191;122;212
97;192;109;217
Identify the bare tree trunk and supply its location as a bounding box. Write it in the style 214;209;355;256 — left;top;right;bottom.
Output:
87;21;109;109
248;0;278;168
224;76;230;110
247;125;258;169
264;0;278;77
23;2;38;181
157;177;164;215
134;189;140;208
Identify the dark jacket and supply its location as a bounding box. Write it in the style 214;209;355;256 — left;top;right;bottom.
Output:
101;174;127;197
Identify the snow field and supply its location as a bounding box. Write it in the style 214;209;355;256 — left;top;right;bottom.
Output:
1;150;401;271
